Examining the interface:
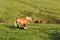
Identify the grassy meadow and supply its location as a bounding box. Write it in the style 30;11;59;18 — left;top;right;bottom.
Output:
0;23;60;40
0;0;60;40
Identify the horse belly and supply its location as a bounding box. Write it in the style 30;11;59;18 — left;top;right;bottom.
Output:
20;20;27;24
16;18;27;24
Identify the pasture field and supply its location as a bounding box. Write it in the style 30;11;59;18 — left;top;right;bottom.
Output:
0;23;60;40
0;0;60;23
0;0;60;40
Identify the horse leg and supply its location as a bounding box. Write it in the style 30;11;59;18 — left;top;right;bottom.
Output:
22;24;27;30
15;21;17;27
17;22;19;27
15;21;19;27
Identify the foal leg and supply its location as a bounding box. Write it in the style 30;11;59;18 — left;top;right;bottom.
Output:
22;24;27;30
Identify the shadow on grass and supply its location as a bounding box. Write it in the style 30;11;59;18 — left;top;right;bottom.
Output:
49;31;60;40
39;28;60;40
4;25;24;30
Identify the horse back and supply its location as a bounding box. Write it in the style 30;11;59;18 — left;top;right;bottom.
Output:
15;18;27;24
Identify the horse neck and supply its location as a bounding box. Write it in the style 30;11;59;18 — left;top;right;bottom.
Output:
25;17;32;22
25;18;29;21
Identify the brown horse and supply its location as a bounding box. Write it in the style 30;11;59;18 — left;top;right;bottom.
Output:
14;16;32;29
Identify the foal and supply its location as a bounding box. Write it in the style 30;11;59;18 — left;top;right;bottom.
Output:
14;16;32;29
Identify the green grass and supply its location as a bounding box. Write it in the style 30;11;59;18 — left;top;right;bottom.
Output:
0;23;60;40
0;0;60;23
0;0;60;40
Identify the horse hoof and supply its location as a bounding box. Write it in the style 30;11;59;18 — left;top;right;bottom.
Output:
24;27;27;30
14;26;19;28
